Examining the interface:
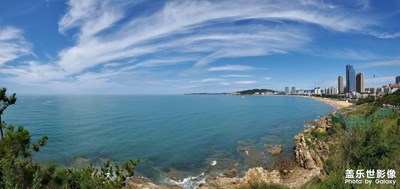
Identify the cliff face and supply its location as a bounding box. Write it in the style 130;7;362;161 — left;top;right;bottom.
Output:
294;131;327;170
294;116;334;171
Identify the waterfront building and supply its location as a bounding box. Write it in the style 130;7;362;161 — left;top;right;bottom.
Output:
291;87;296;94
325;87;338;96
396;76;400;84
383;86;391;93
391;84;400;93
314;87;321;95
376;87;383;94
367;88;376;94
346;65;356;93
285;87;289;95
338;76;344;94
356;72;365;93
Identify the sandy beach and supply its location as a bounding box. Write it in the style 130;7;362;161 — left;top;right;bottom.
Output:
305;96;353;109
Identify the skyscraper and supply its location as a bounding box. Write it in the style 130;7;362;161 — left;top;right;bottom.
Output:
356;72;365;93
338;76;344;94
346;65;356;93
396;76;400;84
285;87;289;95
291;87;296;94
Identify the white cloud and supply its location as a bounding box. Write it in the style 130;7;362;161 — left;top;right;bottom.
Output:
234;80;256;85
356;60;400;68
55;0;374;76
264;77;272;80
189;78;223;83
221;75;253;78
0;27;32;65
304;48;382;60
208;65;257;72
372;32;400;39
365;76;396;87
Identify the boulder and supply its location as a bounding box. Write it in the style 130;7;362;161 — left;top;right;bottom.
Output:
223;170;237;178
268;145;283;155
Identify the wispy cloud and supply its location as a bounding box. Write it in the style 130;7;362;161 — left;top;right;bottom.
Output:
208;65;257;72
357;0;370;10
365;76;396;86
307;49;382;60
264;77;272;80
234;80;256;85
189;78;223;83
0;27;32;65
372;32;400;39
54;0;374;76
221;75;253;78
356;59;400;68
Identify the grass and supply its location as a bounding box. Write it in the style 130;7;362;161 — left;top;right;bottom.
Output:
310;128;329;141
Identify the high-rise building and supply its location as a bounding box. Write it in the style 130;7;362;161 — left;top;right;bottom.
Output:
325;87;338;96
346;65;356;93
314;87;321;95
356;72;365;93
285;87;289;95
396;76;400;84
338;76;344;94
291;87;296;94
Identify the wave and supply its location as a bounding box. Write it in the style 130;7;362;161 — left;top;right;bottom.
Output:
165;172;207;189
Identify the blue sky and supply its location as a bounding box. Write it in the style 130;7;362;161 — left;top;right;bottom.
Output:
0;0;399;94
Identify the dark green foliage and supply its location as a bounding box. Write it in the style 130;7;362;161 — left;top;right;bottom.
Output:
376;90;400;106
313;109;400;188
0;90;139;188
237;182;290;189
236;89;276;95
0;87;17;139
49;159;140;189
310;128;329;141
356;96;375;105
344;125;391;169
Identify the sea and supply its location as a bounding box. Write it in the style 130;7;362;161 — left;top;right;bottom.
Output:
3;95;333;188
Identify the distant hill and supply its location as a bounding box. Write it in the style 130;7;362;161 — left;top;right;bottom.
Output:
235;89;277;95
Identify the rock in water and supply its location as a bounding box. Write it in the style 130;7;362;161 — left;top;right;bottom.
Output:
268;145;283;155
223;170;237;178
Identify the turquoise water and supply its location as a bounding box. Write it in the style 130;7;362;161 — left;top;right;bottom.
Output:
3;95;332;184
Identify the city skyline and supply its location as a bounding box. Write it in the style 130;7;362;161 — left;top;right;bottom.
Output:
1;0;400;94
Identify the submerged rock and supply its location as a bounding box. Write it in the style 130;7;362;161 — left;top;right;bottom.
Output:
223;170;237;178
268;145;283;155
170;176;179;182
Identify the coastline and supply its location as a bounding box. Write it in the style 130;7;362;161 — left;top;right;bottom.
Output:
302;96;352;109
